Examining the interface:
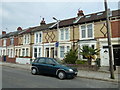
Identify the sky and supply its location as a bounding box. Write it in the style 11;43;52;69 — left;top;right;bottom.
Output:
0;0;119;34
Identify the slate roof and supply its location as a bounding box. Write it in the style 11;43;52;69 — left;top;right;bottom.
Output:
31;22;55;32
1;30;22;38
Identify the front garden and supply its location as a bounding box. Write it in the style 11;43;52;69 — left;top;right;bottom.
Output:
61;46;101;71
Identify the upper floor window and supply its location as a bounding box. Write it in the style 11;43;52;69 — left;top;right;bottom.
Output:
80;24;93;39
65;28;69;40
3;39;6;46
81;25;86;38
10;38;14;45
35;32;42;44
60;29;64;40
87;24;93;38
60;27;70;41
36;34;38;43
27;35;29;44
39;33;42;43
24;35;30;44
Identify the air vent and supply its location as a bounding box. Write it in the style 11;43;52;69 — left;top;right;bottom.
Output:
85;15;91;18
97;12;103;16
73;16;83;23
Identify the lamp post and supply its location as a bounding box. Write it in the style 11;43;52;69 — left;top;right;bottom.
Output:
53;17;60;59
104;0;114;79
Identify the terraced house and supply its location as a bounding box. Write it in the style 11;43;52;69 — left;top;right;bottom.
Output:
0;28;22;63
0;9;120;67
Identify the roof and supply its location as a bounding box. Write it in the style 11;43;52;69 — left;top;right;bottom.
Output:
0;9;119;38
31;22;55;32
1;30;22;38
112;9;120;17
19;26;38;35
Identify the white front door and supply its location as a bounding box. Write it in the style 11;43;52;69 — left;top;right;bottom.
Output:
101;47;109;66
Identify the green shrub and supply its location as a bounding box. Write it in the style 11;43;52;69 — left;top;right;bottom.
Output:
75;60;87;64
64;49;78;64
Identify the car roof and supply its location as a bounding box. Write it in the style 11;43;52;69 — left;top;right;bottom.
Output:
37;57;54;59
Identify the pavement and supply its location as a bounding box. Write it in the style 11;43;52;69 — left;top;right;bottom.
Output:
0;61;119;83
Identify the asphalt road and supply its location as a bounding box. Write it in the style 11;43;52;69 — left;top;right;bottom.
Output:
2;66;119;88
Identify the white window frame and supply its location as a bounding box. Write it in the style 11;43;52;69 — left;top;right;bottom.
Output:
79;23;94;40
26;48;29;56
3;39;6;46
60;46;65;58
58;45;71;59
38;47;41;57
59;27;70;41
35;32;42;44
79;43;96;60
10;37;14;45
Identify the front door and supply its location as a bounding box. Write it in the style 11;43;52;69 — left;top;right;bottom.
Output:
46;48;49;57
51;48;54;58
113;48;120;66
101;46;109;66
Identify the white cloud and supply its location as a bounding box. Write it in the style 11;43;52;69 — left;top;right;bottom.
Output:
0;1;119;33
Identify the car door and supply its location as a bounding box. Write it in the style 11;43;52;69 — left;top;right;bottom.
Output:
44;58;58;75
37;58;46;74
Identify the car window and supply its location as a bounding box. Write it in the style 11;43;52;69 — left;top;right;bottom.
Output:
38;58;46;64
46;58;55;65
33;58;39;63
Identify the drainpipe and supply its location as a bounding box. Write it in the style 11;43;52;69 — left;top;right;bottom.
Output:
73;25;75;50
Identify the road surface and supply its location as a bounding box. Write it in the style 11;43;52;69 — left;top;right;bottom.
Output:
2;66;119;88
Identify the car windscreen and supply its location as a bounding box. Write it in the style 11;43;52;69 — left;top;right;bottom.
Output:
51;58;61;65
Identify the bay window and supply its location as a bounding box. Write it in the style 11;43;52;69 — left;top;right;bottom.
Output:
60;46;65;58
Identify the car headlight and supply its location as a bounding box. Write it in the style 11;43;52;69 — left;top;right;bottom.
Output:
68;69;73;72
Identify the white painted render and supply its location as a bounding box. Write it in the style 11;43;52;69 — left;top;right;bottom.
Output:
99;38;120;66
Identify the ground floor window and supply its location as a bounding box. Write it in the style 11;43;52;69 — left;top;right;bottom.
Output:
80;44;95;59
67;46;70;52
34;48;37;58
19;49;21;56
38;48;41;57
26;48;29;56
60;46;65;58
22;49;25;57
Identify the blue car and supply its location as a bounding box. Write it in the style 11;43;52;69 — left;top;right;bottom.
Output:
31;57;78;80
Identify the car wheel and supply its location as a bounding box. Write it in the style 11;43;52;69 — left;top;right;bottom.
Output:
57;71;66;80
31;68;37;75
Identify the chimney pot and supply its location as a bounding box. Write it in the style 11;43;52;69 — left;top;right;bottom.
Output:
77;10;84;17
17;27;22;31
2;31;6;35
40;18;46;25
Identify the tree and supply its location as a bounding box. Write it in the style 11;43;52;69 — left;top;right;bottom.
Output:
64;49;78;64
80;46;100;65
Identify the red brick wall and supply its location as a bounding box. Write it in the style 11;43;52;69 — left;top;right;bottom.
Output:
111;20;120;38
0;39;3;46
6;56;16;63
6;38;10;46
14;37;18;46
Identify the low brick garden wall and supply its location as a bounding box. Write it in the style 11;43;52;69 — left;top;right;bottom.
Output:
65;64;99;71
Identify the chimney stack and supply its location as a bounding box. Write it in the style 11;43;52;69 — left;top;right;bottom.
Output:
17;27;22;31
2;31;6;35
40;18;46;25
77;10;84;17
